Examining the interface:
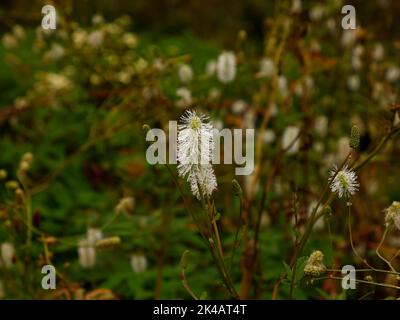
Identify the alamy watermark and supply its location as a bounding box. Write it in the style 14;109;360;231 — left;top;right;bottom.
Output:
145;121;255;176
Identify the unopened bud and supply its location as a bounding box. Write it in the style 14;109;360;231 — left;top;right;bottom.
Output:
142;124;151;133
232;179;243;198
5;180;19;190
180;250;190;270
349;125;360;149
95;236;121;248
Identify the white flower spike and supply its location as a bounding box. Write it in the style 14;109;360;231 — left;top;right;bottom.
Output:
329;165;359;198
177;110;217;200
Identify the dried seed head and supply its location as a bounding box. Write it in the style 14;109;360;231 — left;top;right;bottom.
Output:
304;250;326;277
384;201;400;230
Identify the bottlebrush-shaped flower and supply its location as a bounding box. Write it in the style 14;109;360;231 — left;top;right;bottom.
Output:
177;110;217;199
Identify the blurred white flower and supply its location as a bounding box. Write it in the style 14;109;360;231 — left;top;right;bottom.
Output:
72;29;87;48
259;58;275;78
178;64;193;84
394;112;400;127
92;14;104;25
291;0;302;13
308;201;325;231
87;30;104;48
208;88;221;101
177;110;217;199
45;43;65;61
278;75;288;98
309;5;324;21
329;165;359;198
262;129;276;144
282;126;300;154
78;240;96;269
0;242;14;268
231;100;248;114
176;87;192;108
385;66;400;83
326;18;336;33
87;228;103;246
372;43;384;61
12;25;25;40
122;33;138;48
217;51;236;83
351;45;364;70
314;116;328;137
130;254;147;273
244;110;256;129
337;137;351;164
341;29;357;48
347;75;360;91
2;33;17;49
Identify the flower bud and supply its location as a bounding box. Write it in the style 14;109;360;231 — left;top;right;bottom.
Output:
349;125;360;149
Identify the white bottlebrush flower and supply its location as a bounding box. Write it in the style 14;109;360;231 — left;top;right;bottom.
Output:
177;110;217;199
231;100;248;114
329;165;359;198
259;58;275;78
314;116;328;137
78;240;96;269
217;51;236;83
175;87;192;108
0;242;15;268
282;126;300;154
130;254;147;273
384;201;400;230
178;64;193;84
